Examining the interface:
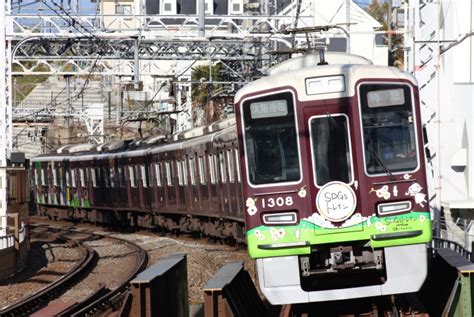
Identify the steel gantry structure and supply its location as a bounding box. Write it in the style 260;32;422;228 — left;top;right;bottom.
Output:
0;0;320;235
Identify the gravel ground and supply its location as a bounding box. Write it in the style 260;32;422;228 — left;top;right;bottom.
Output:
0;239;82;309
2;217;257;309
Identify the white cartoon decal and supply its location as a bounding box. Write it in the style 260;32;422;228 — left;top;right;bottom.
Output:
370;185;391;200
403;174;412;180
254;230;265;241
295;229;301;239
375;221;387;232
406;183;427;207
270;227;286;241
246;197;258;216
298;186;307;198
393;185;398;197
354;180;359;190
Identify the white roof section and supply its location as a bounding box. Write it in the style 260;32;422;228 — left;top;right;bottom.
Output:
235;62;417;104
266;52;372;75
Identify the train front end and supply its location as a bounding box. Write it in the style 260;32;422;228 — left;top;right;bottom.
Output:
234;62;432;304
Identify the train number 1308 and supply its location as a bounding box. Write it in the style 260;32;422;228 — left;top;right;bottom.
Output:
261;196;294;208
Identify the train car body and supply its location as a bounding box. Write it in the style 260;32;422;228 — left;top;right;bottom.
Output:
31;53;431;306
234;55;432;303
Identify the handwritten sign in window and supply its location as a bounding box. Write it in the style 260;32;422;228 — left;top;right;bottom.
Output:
316;181;357;222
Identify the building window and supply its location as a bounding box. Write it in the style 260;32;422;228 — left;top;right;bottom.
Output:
197;0;213;15
161;0;176;14
115;4;132;15
230;0;243;14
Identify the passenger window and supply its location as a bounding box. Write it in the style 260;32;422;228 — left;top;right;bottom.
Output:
227;149;235;183
155;163;163;187
34;169;39;186
219;152;227;183
177;160;184;186
71;169;76;188
66;170;70;187
110;168;116;188
92;168;98;188
118;167;126;188
59;167;64;187
182;160;188;186
41;169;46;186
208;154;217;184
80;168;86;187
165;161;174;186
141;165;149;188
52;168;58;186
129;166;137;188
189;158;196;185
198;156;207;185
235;149;241;183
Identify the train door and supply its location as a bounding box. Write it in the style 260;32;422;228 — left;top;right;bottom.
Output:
303;104;363;235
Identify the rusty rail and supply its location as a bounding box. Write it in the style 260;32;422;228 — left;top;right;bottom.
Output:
0;237;96;317
203;261;268;317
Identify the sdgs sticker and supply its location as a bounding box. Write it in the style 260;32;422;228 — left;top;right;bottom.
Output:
316;181;357;222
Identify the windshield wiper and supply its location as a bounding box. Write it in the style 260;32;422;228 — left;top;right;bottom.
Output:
366;145;395;181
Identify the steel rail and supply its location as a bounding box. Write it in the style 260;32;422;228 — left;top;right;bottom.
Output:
0;236;97;317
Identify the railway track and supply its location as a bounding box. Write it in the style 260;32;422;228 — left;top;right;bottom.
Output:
0;225;148;317
0;235;96;317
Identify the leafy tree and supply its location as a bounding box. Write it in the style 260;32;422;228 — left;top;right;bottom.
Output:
191;64;223;126
366;0;404;67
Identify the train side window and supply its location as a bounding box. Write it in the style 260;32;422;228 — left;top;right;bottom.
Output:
219;152;227;183
41;169;46;186
141;165;149;188
110;168;116;188
235;149;241;183
59;167;64;187
155;163;163;187
66;170;70;187
182;160;188;186
129;166;137;188
52;168;58;186
103;168;110;188
165;161;174;186
92;168;98;188
198;156;207;185
118;167;126;188
227;149;235;183
71;169;76;188
34;169;40;186
208;154;217;184
177;160;184;186
189;158;196;185
80;168;86;187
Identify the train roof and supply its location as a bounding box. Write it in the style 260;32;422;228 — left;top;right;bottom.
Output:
234;60;417;104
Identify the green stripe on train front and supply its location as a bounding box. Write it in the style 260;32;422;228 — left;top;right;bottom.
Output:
247;211;431;258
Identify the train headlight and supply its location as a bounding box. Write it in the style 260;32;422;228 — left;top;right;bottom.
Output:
263;212;298;225
377;201;412;216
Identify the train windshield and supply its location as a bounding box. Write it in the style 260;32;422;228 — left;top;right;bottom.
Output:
310;114;353;186
242;92;300;185
360;84;418;175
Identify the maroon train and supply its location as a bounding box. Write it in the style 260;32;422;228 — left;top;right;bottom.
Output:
31;117;246;240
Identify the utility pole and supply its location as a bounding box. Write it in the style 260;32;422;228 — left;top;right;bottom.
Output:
0;0;10;237
387;0;392;65
198;0;205;37
345;0;351;53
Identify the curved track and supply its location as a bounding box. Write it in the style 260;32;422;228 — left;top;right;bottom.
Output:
0;225;148;317
0;236;96;317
